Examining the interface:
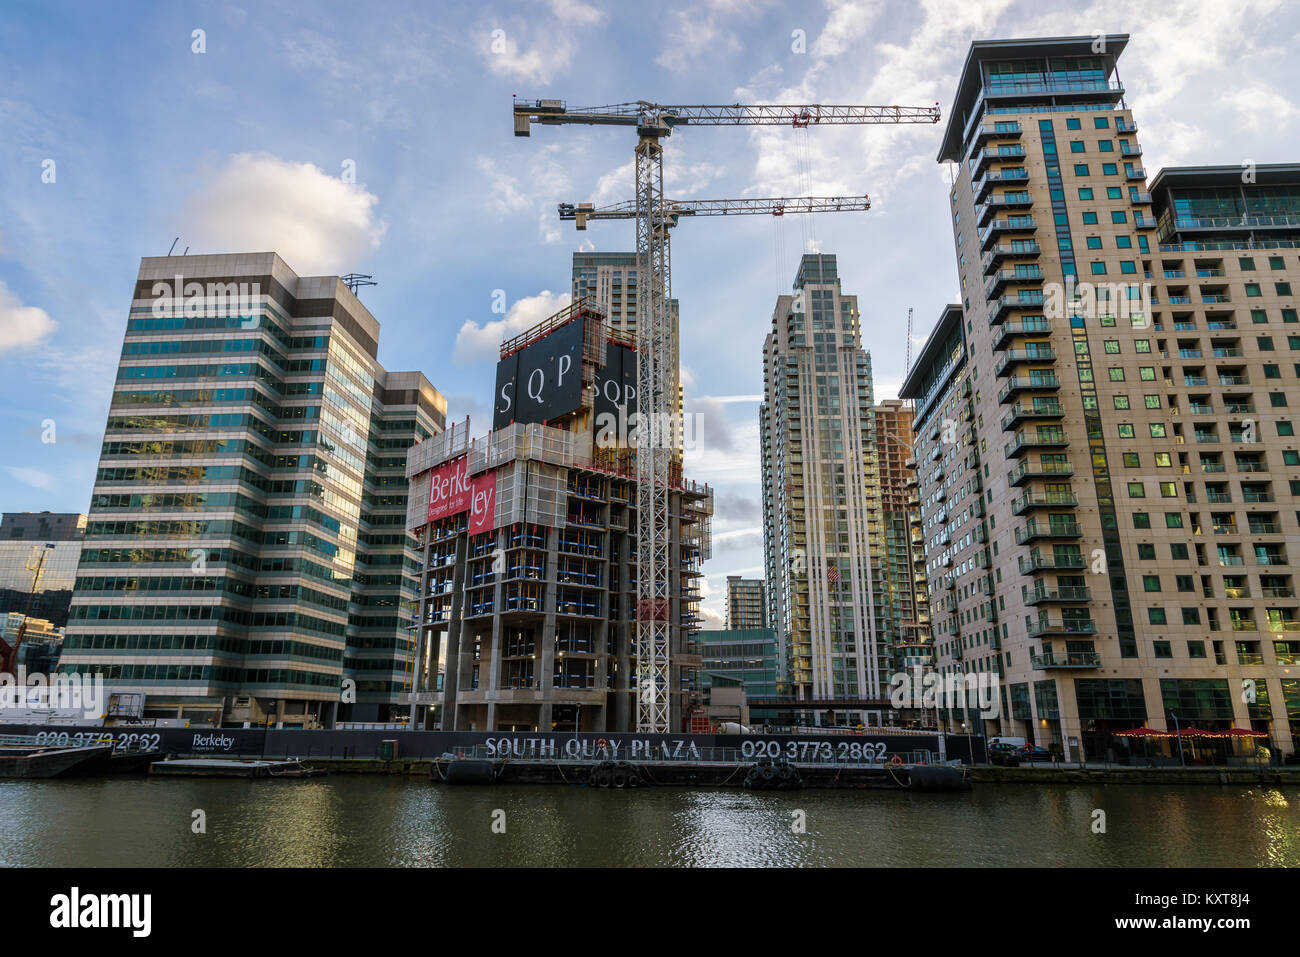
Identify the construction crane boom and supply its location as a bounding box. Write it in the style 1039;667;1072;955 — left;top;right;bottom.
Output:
513;93;940;734
559;195;870;229
515;99;941;134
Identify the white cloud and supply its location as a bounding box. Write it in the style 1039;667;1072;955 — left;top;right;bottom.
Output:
182;153;387;276
453;289;572;365
477;147;573;244
477;156;530;215
699;393;763;403
7;466;55;491
813;0;886;58
1218;85;1300;132
690;395;740;452
482;0;606;84
657;0;767;71
0;281;57;353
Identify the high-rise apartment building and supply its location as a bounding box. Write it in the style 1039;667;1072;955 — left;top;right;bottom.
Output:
760;254;887;725
902;305;995;724
725;575;767;629
909;33;1300;760
873;400;932;671
0;512;85;628
61;253;445;728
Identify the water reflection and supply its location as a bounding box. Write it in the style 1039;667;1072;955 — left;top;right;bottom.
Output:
1;779;1298;868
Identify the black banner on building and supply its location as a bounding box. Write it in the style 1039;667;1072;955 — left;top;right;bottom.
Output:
492;317;585;429
593;341;638;430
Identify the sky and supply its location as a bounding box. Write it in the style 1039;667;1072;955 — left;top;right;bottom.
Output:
1;0;1298;627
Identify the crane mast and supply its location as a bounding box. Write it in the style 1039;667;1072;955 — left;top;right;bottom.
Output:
514;96;940;733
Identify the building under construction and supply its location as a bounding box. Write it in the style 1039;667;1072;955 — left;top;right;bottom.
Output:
403;300;712;732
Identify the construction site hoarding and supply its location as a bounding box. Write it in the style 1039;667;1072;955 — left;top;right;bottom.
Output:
469;470;497;535
427;455;473;524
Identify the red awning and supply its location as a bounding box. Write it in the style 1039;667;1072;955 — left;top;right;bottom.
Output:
1114;726;1266;739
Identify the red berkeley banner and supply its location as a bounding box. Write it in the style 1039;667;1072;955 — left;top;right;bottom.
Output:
428;456;473;524
469;470;497;535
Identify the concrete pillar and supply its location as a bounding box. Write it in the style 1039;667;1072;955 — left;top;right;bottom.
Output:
442;533;469;731
539;526;560;730
1267;676;1295;758
485;529;505;731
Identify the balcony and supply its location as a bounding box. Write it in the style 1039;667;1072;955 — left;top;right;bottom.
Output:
1012;492;1078;515
980;216;1037;249
1031;651;1102;670
1001;399;1064;430
973;144;1027;175
1024;584;1091;605
1008;459;1074;486
1131;191;1152;205
990;291;1047;323
1005;429;1069;459
1117;119;1138;133
983;241;1042;275
982;78;1124;101
1026;618;1097;639
973;121;1023;143
1120;143;1143;157
974;168;1031;201
1134;214;1157;229
995;345;1056;377
986;265;1045;298
1126;166;1146;180
1018;552;1086;573
998;373;1060;403
1015;518;1083;544
978;191;1034;226
991;316;1052;351
1167;213;1300;232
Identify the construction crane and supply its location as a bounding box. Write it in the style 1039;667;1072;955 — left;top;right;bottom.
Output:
558;195;870;230
514;97;941;734
0;543;55;678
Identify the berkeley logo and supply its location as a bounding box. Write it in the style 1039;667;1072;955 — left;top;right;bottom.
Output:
50;887;151;938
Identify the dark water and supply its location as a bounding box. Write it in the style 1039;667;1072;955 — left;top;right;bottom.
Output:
2;777;1297;867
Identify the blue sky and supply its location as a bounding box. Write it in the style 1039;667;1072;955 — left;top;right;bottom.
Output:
2;0;1297;625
